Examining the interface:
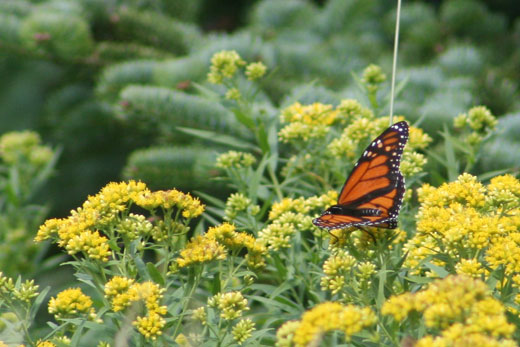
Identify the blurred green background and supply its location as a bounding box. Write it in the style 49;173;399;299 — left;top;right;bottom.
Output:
1;0;520;219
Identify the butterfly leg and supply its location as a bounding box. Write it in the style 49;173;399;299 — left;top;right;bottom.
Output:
327;230;339;243
357;226;376;244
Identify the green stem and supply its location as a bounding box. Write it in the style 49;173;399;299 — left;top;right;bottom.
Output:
267;164;283;201
172;266;202;337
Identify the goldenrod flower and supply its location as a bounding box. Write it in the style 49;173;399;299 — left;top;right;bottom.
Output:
36;181;156;262
12;280;39;303
381;292;417;321
276;321;300;347
232;318;256;345
135;189;204;219
36;342;56;347
207;50;245;84
0;131;45;164
117;213;153;239
405;174;520;277
356;261;376;287
416;333;517;347
65;229;110;261
0;272;15;293
383;275;515;343
400;151;427;176
192;307;207;325
269;197;308;220
279;122;329;143
486;174;520;210
224;193;253;220
208;291;249;320
278;102;338;143
174;334;189;346
104;276;135;311
291;302;377;346
105;279;166;340
455;258;485;278
134;312;166;340
225;87;241;100
361;64;386;92
466;106;497;133
320;250;356;294
245;62;267;80
206;223;267;268
48;288;95;320
176;235;227;268
216;151;256;169
258;221;295;251
408;127;432;150
335;99;374;124
35;218;63;242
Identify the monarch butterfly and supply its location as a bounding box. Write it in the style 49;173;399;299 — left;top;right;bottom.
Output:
312;121;409;231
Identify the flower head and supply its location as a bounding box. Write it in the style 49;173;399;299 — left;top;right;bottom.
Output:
245;62;267;80
291;302;377;346
232;318;256;345
208;291;249;320
176;235;227;268
48;288;96;320
207;50;245;84
383;275;515;342
216;151;256;169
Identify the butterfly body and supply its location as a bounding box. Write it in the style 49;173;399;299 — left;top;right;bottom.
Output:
313;121;409;231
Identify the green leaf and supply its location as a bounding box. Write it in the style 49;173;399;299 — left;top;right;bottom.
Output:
405;275;433;284
176;126;259;151
30;286;51;322
146;262;165;285
233;108;256;130
423;261;450;278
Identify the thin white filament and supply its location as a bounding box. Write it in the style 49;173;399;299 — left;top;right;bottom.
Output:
389;0;402;125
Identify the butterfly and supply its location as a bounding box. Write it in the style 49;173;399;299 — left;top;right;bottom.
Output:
312;121;409;231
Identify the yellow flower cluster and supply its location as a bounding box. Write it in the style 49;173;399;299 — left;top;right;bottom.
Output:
454;106;497;145
224;193;259;221
208;291;249;320
134;188;205;218
207;50;245;84
404;174;520;279
36;342;56;347
279;302;376;346
361;64;386;93
245;62;267;81
104;277;167;340
336;99;374;124
278;102;338;142
177;223;267;269
176;235;227;267
320;250;356;294
0;130;53;166
259;192;337;250
232;318;256;345
216;150;256;169
382;276;515;345
206;223;267;268
48;288;96;321
35;181;204;261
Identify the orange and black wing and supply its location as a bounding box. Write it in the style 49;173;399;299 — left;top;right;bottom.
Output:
313;121;409;230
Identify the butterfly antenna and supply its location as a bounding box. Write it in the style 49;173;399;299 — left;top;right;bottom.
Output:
389;0;402;125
